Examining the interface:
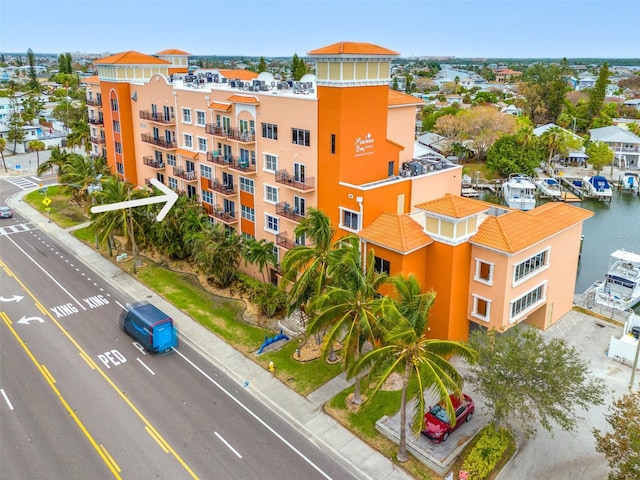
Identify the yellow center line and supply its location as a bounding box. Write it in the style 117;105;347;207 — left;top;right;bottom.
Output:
40;364;56;384
78;351;96;370
0;260;200;480
100;444;122;473
145;426;170;454
0;312;122;479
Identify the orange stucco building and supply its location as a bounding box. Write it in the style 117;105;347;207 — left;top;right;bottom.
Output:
85;42;592;341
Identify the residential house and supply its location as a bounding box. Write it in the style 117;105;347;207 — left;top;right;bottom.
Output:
589;125;640;170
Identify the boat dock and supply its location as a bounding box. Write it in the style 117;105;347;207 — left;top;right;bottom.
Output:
558;177;585;200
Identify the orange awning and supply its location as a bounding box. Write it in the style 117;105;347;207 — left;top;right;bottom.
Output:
176;148;199;159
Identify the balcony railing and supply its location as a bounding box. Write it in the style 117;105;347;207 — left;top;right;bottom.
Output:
86;98;102;107
173;167;197;181
276;232;296;250
139;110;176;124
90;136;106;145
204;125;255;143
229;157;256;174
208;204;238;224
275;202;306;223
206;150;232;166
274;170;315;190
141;133;176;149
208;179;236;196
143;156;165;169
88;117;104;125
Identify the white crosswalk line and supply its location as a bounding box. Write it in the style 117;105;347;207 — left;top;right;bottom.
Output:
2;177;39;190
0;223;36;236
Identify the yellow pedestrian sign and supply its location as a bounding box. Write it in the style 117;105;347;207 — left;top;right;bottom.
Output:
42;197;52;207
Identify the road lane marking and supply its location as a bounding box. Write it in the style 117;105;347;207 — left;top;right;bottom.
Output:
136;358;155;375
2;236;86;311
173;348;333;480
214;431;242;459
1;388;14;410
0;312;122;479
145;426;169;453
41;364;56;384
79;351;96;370
0;262;200;480
100;444;122;473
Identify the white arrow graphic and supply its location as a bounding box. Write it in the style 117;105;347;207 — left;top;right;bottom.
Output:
0;295;24;303
90;178;178;222
17;316;45;325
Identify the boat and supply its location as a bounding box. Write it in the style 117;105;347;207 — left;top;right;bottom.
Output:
502;174;536;210
619;172;640;195
535;178;563;199
582;175;613;200
594;250;640;310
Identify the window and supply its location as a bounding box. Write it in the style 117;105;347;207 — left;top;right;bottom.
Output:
510;283;546;322
168;177;178;190
202;190;213;204
340;209;360;232
113;120;120;133
474;259;494;285
222;116;231;132
223;199;235;215
241;205;255;222
331;133;336;154
264;185;278;203
262;122;278;140
264;154;278;172
374;256;391;275
200;164;212;180
471;295;491;322
295;233;306;246
116;162;124;174
110;98;118;111
388;161;395;177
184;134;193;149
240;177;254;194
514;250;549;282
196;110;206;126
167;154;176;167
197;137;207;152
182;108;191;123
114;142;122;154
265;214;279;233
292;128;310;146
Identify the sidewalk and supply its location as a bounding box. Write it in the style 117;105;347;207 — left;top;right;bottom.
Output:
6;190;414;480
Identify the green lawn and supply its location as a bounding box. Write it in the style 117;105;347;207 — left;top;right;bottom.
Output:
24;185;89;228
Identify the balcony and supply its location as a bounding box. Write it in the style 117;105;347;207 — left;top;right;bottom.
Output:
173;167;197;182
139;110;176;125
206;150;232;167
141;133;176;149
86;98;102;107
90;136;106;145
228;127;255;143
205;124;224;136
275;202;306;223
228;157;256;174
143;156;165;169
276;232;296;250
88;117;104;125
275;170;315;191
208;179;236;196
205;204;238;224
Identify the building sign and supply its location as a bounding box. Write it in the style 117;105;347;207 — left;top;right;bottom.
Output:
355;133;374;157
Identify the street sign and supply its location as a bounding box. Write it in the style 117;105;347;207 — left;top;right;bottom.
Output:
15;164;22;171
90;178;178;222
42;197;52;206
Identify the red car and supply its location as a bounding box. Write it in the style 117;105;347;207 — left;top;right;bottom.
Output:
423;393;474;442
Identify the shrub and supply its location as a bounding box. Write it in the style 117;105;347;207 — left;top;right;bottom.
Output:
254;283;286;318
460;425;512;480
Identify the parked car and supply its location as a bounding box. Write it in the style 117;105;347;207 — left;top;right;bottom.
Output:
0;206;12;219
423;393;474;442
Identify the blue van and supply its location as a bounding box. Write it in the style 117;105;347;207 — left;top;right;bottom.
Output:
119;302;178;353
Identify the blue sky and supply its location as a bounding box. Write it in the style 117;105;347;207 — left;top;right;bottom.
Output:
1;0;638;59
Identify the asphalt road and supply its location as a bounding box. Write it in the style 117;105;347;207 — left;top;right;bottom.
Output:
0;178;357;480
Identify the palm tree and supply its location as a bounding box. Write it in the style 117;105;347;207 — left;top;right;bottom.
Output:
187;223;243;288
66;119;91;154
309;236;389;405
37;145;70;181
348;274;478;462
243;238;277;282
281;207;335;317
59;153;99;205
0;137;7;172
27;139;46;169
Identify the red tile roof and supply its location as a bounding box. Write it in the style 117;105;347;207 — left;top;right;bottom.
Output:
227;94;259;105
415;194;495;219
359;212;432;253
307;42;399;56
156;49;190;55
94;51;171;65
471;203;593;253
388;90;425;107
217;69;258;81
176;148;199;159
81;75;100;84
209;101;232;111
